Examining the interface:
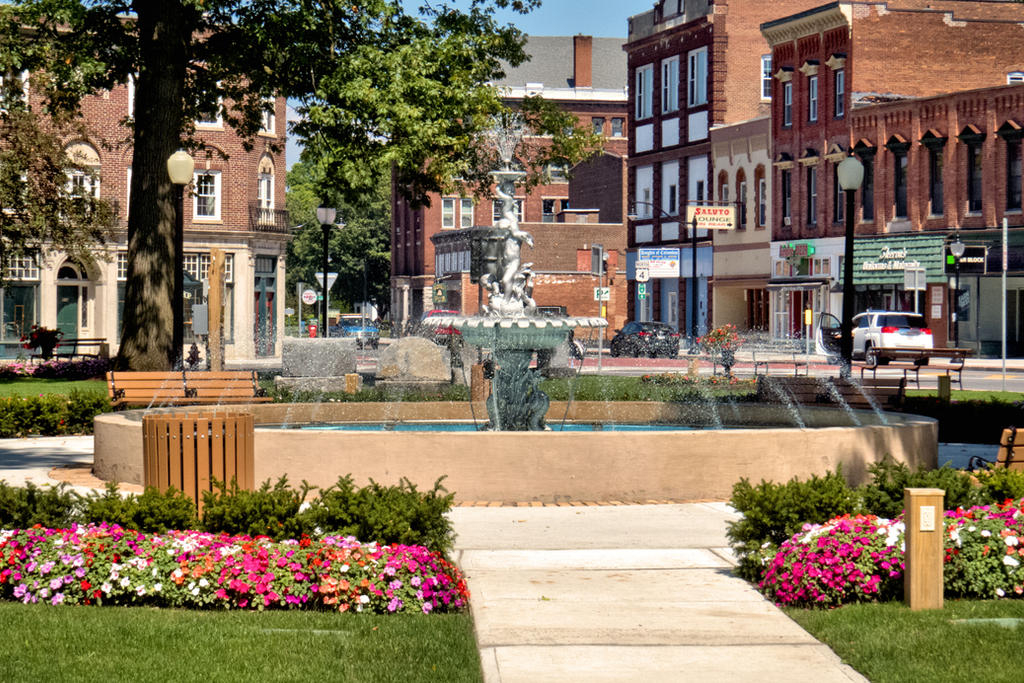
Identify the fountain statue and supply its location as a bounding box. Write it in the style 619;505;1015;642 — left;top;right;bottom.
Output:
431;116;606;430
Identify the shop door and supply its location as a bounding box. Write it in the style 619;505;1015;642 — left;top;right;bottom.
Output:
56;286;78;339
254;276;276;357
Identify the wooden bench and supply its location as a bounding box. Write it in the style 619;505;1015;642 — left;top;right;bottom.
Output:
750;348;810;376
858;347;972;389
107;370;271;408
55;337;109;360
968;427;1024;471
756;375;905;410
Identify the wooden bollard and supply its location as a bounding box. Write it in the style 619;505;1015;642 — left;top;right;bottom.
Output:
904;487;945;610
344;373;362;394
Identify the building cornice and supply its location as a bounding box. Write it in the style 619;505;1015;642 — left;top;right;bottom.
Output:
762;4;850;47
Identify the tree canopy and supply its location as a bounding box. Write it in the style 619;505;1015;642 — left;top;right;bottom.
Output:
1;0;593;368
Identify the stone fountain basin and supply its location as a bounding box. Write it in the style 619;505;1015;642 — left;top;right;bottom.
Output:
93;402;936;503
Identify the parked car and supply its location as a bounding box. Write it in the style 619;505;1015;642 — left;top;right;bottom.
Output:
329;314;380;349
609;321;681;358
416;309;461;345
816;310;932;364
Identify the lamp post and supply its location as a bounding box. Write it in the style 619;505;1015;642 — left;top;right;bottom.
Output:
950;232;965;348
167;149;194;368
316;206;337;338
837;154;865;379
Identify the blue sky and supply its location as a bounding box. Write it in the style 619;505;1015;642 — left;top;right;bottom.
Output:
287;0;652;167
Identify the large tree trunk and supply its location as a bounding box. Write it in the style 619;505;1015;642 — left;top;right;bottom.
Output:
116;4;189;370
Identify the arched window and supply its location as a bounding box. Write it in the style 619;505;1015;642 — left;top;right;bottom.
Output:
65;142;101;199
717;170;729;205
735;169;747;229
754;165;767;227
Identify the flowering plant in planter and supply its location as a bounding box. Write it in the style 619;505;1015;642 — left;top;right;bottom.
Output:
943;500;1024;599
697;324;741;374
20;325;63;360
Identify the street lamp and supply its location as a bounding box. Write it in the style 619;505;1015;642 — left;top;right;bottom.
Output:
316;205;337;338
837;154;865;378
950;232;965;347
167;149;194;368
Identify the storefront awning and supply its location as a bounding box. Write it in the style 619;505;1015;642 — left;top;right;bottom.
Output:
766;277;831;291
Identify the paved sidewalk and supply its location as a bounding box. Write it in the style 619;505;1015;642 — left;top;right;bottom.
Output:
450;504;865;683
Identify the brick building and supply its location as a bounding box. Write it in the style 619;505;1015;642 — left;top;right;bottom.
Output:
624;0;822;337
762;0;1024;349
390;35;629;331
0;76;289;362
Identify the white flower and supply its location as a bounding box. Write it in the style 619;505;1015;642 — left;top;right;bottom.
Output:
1007;536;1020;547
981;529;992;538
298;501;311;513
136;585;147;596
1004;555;1021;568
119;577;131;588
997;588;1006;597
359;595;370;604
101;582;112;594
969;525;977;532
154;583;163;592
152;567;159;577
199;578;209;588
340;564;350;573
191;587;200;596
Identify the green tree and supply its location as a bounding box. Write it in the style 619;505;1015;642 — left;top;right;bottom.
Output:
0;78;115;286
2;0;548;369
285;161;391;320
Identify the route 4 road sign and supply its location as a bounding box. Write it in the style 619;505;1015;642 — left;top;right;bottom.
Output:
594;287;610;301
635;266;650;283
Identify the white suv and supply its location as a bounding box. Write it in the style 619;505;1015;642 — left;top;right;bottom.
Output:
816;310;933;364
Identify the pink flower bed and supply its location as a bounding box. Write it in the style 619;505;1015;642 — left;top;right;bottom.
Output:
761;498;1024;607
0;524;468;614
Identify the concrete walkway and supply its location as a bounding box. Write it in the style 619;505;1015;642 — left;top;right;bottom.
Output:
450;504;865;683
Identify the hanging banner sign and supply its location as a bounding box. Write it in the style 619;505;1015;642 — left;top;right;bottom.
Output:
637;248;680;278
686;205;736;230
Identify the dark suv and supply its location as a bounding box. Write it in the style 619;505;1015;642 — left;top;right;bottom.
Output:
609;321;680;358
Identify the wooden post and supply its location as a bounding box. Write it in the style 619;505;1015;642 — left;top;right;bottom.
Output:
470;363;490;403
904;487;945;610
207;249;225;371
937;375;951;402
344;373;362;394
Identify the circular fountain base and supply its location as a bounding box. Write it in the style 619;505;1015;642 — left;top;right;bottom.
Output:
94;402;937;503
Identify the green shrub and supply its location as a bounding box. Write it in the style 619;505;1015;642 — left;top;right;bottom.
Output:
972;466;1024;504
858;459;981;519
200;477;314;540
727;469;859;581
900;396;1023;444
0;390;110;437
0;481;78;529
301;476;456;556
80;483;198;532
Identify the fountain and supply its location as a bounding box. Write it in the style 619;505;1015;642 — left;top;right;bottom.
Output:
429;116;605;430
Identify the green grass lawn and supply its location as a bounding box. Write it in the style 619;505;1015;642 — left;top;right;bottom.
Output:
0;603;481;683
787;600;1024;683
0;378;107;397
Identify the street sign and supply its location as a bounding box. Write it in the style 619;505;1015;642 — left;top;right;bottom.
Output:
301;289;317;305
432;283;447;304
686;204;736;230
637;283;647;296
903;267;926;292
315;271;339;290
635;265;650;283
637;248;680;278
594;287;610;301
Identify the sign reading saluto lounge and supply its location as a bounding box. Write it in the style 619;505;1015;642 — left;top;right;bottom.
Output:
686;204;736;230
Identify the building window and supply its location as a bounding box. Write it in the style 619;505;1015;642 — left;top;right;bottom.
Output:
738;178;747;230
929;146;945;215
1008;139;1022;211
662;56;679;113
832;163;842;224
460;198;473;228
127;74;135;118
117;252;128;280
662;160;679;217
781;169;791;222
861;154;875;221
611;117;624;137
492;199;523;223
967;141;983;213
1009;71;1024;84
834;69;845;118
193;171;221;219
5;254;38;280
667;184;677;214
718;175;729;205
893;148;908;219
542;198;556;222
592;117;605;135
783;82;792;127
808;76;818;123
546;163;568;182
761;55;772;100
195;98;223;127
757;174;767;227
806;167;817;225
67;169;100;200
258;172;273;211
260;98;276;135
687;47;708;107
442;198;456;228
635;64;653;119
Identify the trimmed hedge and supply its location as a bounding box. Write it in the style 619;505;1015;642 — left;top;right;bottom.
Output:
0;390;111;437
